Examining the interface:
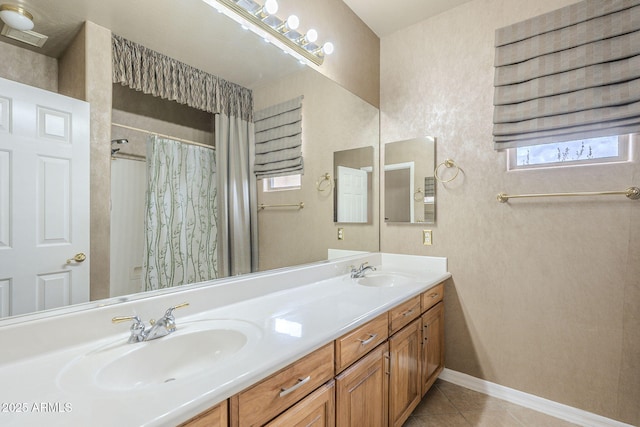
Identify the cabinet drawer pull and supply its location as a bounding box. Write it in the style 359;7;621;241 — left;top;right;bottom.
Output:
279;375;311;397
429;292;439;299
402;309;415;317
358;333;378;346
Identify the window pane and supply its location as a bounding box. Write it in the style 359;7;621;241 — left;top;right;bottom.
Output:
515;136;620;167
271;175;301;188
263;174;301;192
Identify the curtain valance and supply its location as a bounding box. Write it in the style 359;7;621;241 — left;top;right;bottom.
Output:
112;34;253;122
493;0;640;149
254;96;304;179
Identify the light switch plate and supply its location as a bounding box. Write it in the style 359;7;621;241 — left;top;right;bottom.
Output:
423;229;432;246
338;228;344;240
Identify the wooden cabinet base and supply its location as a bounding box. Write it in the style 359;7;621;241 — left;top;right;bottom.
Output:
178;400;227;427
389;318;421;427
266;381;335;427
421;301;444;396
336;342;389;427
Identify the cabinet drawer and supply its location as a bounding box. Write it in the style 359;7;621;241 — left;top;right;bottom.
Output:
233;343;334;427
421;283;444;312
389;296;421;335
335;313;388;373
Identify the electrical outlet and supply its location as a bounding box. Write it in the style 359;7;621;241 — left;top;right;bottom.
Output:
423;230;432;246
338;228;344;240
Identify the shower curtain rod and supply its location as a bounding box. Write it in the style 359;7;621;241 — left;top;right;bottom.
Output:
111;122;215;150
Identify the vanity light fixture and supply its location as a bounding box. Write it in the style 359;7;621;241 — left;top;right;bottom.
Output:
203;0;334;66
276;14;299;33
0;4;34;31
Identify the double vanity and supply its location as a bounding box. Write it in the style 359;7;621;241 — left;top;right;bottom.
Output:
0;253;450;426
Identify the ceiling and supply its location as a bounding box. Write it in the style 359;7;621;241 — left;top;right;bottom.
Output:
342;0;474;37
0;0;473;88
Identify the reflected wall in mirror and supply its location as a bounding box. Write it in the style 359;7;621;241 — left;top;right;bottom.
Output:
0;1;380;322
333;147;374;224
384;137;436;224
254;68;380;272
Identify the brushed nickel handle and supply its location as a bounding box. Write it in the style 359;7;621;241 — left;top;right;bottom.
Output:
403;309;415;317
66;253;86;264
358;333;378;346
429;292;439;299
279;376;311;397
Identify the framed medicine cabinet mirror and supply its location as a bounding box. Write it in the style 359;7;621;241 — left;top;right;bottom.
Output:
384;136;436;224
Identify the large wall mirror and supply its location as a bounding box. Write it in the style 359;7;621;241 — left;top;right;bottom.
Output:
0;0;380;322
384;137;436;224
333;146;374;224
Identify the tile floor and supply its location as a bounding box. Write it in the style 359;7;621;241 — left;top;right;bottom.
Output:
403;380;580;427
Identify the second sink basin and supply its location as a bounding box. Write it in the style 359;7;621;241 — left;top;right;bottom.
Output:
355;272;415;288
58;319;262;393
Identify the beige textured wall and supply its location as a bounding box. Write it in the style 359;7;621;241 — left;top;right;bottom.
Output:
380;0;639;424
253;68;379;271
0;41;57;91
275;0;380;107
59;22;113;301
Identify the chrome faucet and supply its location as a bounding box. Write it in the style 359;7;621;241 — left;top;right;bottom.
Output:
112;302;189;343
350;262;376;278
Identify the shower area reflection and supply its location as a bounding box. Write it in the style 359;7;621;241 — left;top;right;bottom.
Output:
110;131;219;297
106;32;258;298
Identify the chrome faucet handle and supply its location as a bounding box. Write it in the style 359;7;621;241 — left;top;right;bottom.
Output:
158;302;189;334
163;302;189;318
112;315;146;343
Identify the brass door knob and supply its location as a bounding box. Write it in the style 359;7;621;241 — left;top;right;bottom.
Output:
66;253;86;264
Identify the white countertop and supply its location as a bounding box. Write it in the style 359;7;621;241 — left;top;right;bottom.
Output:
0;253;449;426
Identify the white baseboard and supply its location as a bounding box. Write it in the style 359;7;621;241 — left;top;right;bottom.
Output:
439;368;636;427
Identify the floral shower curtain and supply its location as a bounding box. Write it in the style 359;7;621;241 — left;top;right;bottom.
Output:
143;136;218;291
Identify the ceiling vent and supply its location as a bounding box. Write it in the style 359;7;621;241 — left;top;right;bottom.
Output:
1;24;47;47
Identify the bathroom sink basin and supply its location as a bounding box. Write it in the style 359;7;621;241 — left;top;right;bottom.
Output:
58;319;261;392
355;272;414;288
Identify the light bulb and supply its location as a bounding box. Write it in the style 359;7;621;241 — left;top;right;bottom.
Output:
264;0;278;15
322;42;334;55
286;15;299;31
306;29;318;43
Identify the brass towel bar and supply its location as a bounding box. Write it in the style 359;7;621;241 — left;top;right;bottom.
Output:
258;202;305;210
497;187;640;203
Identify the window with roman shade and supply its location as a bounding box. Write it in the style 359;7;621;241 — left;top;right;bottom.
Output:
254;96;304;179
493;0;640;150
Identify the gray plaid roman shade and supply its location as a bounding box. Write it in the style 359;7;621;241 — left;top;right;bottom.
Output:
493;0;640;149
254;96;303;179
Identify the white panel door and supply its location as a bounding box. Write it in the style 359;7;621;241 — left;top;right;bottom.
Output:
0;77;90;317
337;165;367;223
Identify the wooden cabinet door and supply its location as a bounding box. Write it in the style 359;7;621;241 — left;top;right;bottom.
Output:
421;301;444;396
266;381;335;427
179;400;227;427
336;342;389;427
388;318;421;427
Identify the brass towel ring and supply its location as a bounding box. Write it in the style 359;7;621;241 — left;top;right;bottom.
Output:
434;159;460;183
414;187;424;201
316;173;333;193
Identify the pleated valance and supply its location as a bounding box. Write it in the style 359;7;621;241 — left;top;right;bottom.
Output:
112;34;253;122
254;96;304;179
493;0;640;149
